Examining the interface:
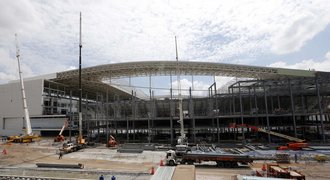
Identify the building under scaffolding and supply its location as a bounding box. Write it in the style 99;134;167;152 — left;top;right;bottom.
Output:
0;61;329;145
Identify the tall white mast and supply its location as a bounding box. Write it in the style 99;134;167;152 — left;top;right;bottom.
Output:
78;12;83;142
15;34;32;135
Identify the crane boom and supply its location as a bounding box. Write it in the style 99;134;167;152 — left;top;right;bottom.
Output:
256;128;305;142
59;119;68;136
175;36;186;145
15;34;32;135
229;123;305;143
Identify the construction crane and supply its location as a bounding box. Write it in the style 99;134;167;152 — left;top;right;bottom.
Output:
54;118;68;142
7;34;40;143
229;123;308;150
77;12;86;146
175;36;187;146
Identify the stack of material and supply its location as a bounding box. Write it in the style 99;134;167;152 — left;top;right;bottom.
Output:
117;143;144;153
36;163;84;169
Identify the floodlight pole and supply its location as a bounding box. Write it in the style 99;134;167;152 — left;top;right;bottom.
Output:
78;12;83;142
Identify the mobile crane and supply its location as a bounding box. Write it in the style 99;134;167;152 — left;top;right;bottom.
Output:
54;118;68;142
7;34;40;143
229;123;308;150
107;135;118;148
59;13;86;154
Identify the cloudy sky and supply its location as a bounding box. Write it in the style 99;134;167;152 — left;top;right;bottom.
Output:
1;0;330;95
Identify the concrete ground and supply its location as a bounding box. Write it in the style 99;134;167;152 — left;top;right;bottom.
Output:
1;138;330;179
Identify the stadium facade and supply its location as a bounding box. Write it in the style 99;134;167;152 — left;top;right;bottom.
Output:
0;61;330;144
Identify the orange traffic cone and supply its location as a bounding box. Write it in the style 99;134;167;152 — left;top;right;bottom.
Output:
262;164;267;171
2;149;7;155
160;160;164;166
150;166;155;175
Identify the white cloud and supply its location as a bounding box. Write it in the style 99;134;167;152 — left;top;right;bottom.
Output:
326;52;330;59
269;51;330;71
1;0;330;83
0;48;18;83
171;78;210;97
270;10;329;54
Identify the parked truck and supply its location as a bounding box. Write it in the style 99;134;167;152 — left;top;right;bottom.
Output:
165;149;254;168
61;141;87;154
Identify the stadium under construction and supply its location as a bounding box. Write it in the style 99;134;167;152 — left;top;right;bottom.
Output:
1;61;330;145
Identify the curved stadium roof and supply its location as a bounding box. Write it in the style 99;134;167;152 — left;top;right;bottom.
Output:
52;61;318;100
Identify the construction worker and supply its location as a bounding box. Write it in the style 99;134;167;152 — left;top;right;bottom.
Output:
99;175;104;180
59;151;63;159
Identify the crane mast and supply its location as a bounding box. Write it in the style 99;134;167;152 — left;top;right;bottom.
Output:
15;34;32;135
175;36;186;145
78;12;83;143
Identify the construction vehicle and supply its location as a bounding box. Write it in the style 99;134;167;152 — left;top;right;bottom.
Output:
229;123;308;150
60;139;87;154
255;163;305;180
7;34;40;143
107;135;117;148
165;148;255;168
314;154;327;162
54;118;68;142
75;12;87;150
